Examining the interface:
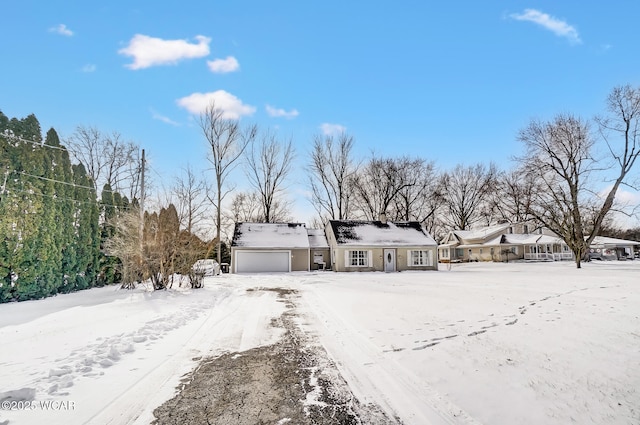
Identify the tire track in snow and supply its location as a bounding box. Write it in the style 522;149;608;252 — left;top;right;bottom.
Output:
300;286;484;425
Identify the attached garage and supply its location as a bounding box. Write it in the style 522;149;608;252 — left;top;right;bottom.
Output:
230;223;311;273
235;251;290;273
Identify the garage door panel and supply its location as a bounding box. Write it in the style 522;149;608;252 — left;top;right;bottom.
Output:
236;251;290;273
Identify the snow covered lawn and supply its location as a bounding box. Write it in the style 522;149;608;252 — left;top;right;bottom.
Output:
1;261;639;425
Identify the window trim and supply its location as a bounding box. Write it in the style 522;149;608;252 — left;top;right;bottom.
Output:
408;249;433;267
346;250;370;267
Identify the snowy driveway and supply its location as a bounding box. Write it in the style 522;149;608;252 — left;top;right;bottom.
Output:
1;261;639;425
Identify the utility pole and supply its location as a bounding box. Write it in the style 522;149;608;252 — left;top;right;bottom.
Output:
139;149;145;259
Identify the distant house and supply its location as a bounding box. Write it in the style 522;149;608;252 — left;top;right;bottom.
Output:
230;222;310;273
588;236;640;260
325;220;438;272
308;228;330;270
439;222;573;262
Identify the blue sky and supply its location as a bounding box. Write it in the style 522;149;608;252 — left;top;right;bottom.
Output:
2;1;639;224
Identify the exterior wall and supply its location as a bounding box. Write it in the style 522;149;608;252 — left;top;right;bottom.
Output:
310;248;330;270
396;247;438;271
291;248;310;271
332;246;381;272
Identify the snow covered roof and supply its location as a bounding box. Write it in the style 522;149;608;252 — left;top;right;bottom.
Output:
590;236;640;247
231;222;310;249
481;233;565;246
453;223;512;243
307;228;329;249
328;220;437;247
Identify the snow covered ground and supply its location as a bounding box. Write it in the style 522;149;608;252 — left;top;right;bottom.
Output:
1;261;639;425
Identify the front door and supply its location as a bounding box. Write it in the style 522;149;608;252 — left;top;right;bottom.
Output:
384;249;396;272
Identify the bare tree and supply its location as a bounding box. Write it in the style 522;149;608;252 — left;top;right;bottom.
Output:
308;132;357;222
172;165;210;235
103;208;141;289
66;126;139;196
517;114;596;268
518;86;640;268
227;191;263;223
389;158;442;224
226;190;292;224
200;103;257;264
245;131;295;223
593;84;640;226
439;163;497;230
489;169;539;224
351;155;417;220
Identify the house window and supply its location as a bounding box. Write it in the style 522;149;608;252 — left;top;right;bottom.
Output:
349;250;368;267
523;225;529;234
511;246;518;254
440;249;449;259
410;250;433;266
479;248;483;255
508;227;513;234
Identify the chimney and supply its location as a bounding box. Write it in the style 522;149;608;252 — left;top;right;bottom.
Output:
379;212;387;224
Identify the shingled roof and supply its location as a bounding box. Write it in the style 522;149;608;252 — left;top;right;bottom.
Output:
328;220;437;246
231;222;310;248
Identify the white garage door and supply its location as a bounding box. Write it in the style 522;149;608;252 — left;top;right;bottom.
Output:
235;251;290;273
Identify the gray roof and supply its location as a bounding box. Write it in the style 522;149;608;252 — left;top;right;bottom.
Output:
231;222;309;248
328;220;437;247
307;228;329;248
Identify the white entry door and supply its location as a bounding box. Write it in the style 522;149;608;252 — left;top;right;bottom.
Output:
384;249;396;272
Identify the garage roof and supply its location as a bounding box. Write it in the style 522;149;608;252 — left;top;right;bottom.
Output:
232;222;310;249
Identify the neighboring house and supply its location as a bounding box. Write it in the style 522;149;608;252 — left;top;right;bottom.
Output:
439;222;573;262
325;219;438;272
308;228;330;270
588;236;640;260
230;222;310;273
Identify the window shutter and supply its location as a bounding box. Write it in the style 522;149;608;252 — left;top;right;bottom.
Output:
428;250;433;266
344;250;349;267
407;250;412;267
368;250;373;267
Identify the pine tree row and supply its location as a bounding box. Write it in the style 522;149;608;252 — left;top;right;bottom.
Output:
0;111;126;302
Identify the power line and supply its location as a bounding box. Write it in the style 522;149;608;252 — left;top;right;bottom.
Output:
16;171;137;195
3;187;135;210
1;132;78;154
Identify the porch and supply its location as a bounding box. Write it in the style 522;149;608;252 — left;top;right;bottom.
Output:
524;243;573;261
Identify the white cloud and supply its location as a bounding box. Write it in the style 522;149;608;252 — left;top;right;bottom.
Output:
207;56;239;73
118;34;211;70
614;188;640;206
49;24;73;37
81;64;96;73
176;90;256;119
266;104;299;119
151;109;180;126
320;123;346;136
510;9;581;45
